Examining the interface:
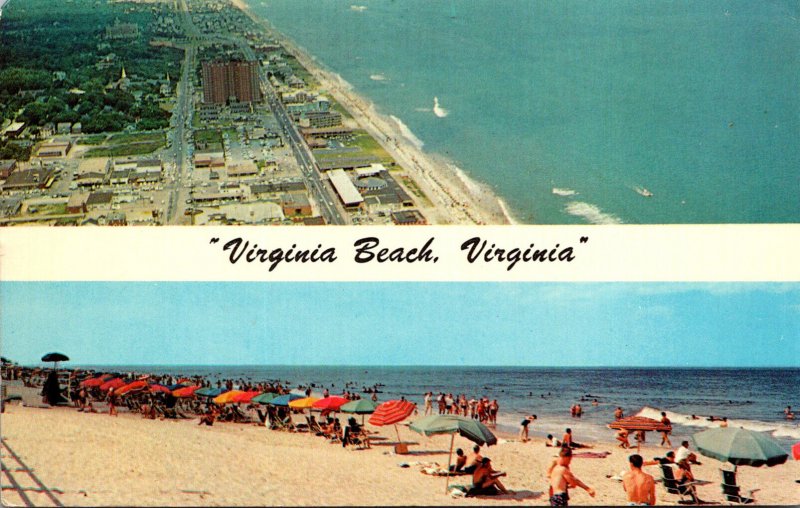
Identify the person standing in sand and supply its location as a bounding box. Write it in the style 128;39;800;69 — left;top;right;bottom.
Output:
423;392;432;415
519;414;537;442
659;411;672;447
622;454;656;505
548;447;595;506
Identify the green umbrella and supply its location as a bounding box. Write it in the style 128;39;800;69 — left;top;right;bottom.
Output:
251;392;278;404
340;399;378;425
692;427;789;468
410;415;497;493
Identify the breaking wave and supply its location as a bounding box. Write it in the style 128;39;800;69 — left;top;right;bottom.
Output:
637;406;800;440
389;115;425;150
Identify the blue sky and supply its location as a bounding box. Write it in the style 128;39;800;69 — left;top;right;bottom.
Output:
1;283;797;367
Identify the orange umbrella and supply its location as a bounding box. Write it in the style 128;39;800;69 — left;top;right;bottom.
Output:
99;378;126;392
81;376;106;388
231;390;262;404
608;416;671;451
173;385;201;398
289;396;320;409
213;390;245;404
116;380;147;396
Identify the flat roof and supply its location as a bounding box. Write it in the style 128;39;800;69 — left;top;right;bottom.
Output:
328;169;364;206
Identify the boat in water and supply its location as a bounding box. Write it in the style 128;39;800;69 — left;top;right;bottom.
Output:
635;187;653;197
433;96;448;118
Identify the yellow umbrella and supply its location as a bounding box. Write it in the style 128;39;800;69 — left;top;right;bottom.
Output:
288;396;319;409
213;390;245;404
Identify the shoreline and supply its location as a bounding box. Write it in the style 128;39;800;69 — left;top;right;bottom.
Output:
232;0;515;225
3;399;797;506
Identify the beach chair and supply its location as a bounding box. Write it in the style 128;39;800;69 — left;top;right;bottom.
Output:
720;469;758;504
659;464;701;504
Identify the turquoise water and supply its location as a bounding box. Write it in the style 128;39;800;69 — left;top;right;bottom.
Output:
254;0;799;224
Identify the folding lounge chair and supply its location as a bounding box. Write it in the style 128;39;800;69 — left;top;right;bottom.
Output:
720;469;758;504
659;464;701;504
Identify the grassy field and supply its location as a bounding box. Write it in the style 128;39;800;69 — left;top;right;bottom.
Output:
76;134;109;145
84;139;165;157
399;175;431;205
194;129;222;145
313;130;394;167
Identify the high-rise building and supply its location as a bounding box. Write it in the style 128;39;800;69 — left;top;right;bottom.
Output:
202;61;262;105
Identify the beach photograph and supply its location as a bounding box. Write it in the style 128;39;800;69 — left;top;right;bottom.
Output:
0;0;798;225
1;281;798;505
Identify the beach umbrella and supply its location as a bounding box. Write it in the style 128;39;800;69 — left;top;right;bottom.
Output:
340;399;378;425
792;442;800;461
116;380;147;396
213;390;245;405
608;416;671;451
173;385;201;398
269;393;303;407
231;390;261;404
312;396;349;411
81;376;106;388
369;399;417;446
252;392;278;404
692;428;789;468
41;352;69;370
410;414;498;493
99;378;126;392
149;383;172;394
195;387;225;398
289;396;320;409
167;383;186;391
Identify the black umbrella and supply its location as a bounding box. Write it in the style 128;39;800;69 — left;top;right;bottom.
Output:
41;352;69;369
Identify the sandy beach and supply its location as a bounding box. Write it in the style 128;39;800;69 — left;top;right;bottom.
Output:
234;1;513;225
2;398;797;506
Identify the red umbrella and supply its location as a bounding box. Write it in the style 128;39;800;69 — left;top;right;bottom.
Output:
312;396;349;411
231;390;261;404
149;384;172;394
116;380;147;396
99;378;126;392
792;442;800;461
369;399;416;426
81;376;106;388
369;400;417;446
173;385;201;398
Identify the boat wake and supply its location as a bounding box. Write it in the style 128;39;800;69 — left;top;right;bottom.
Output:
552;187;577;197
433;96;449;118
565;201;623;224
637;406;800;440
350;5;367;12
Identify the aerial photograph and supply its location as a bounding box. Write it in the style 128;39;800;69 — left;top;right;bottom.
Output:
0;0;797;226
1;282;799;505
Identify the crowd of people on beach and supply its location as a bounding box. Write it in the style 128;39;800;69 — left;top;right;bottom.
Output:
2;362;793;506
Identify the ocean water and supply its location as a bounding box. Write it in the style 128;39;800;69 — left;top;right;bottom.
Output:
75;365;800;450
253;0;800;224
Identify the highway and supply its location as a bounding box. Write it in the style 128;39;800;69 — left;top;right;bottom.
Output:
166;2;346;224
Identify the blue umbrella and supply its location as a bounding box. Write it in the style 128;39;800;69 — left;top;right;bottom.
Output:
195;387;226;398
269;393;303;406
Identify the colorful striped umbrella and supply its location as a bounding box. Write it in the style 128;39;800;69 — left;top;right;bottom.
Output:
608;416;671;432
312;396;349;411
369;400;416;426
369;399;417;446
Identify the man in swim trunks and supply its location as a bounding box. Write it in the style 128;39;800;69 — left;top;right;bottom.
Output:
464;444;483;474
548;447;595;506
659;412;672;447
622;454;656;505
472;457;509;494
